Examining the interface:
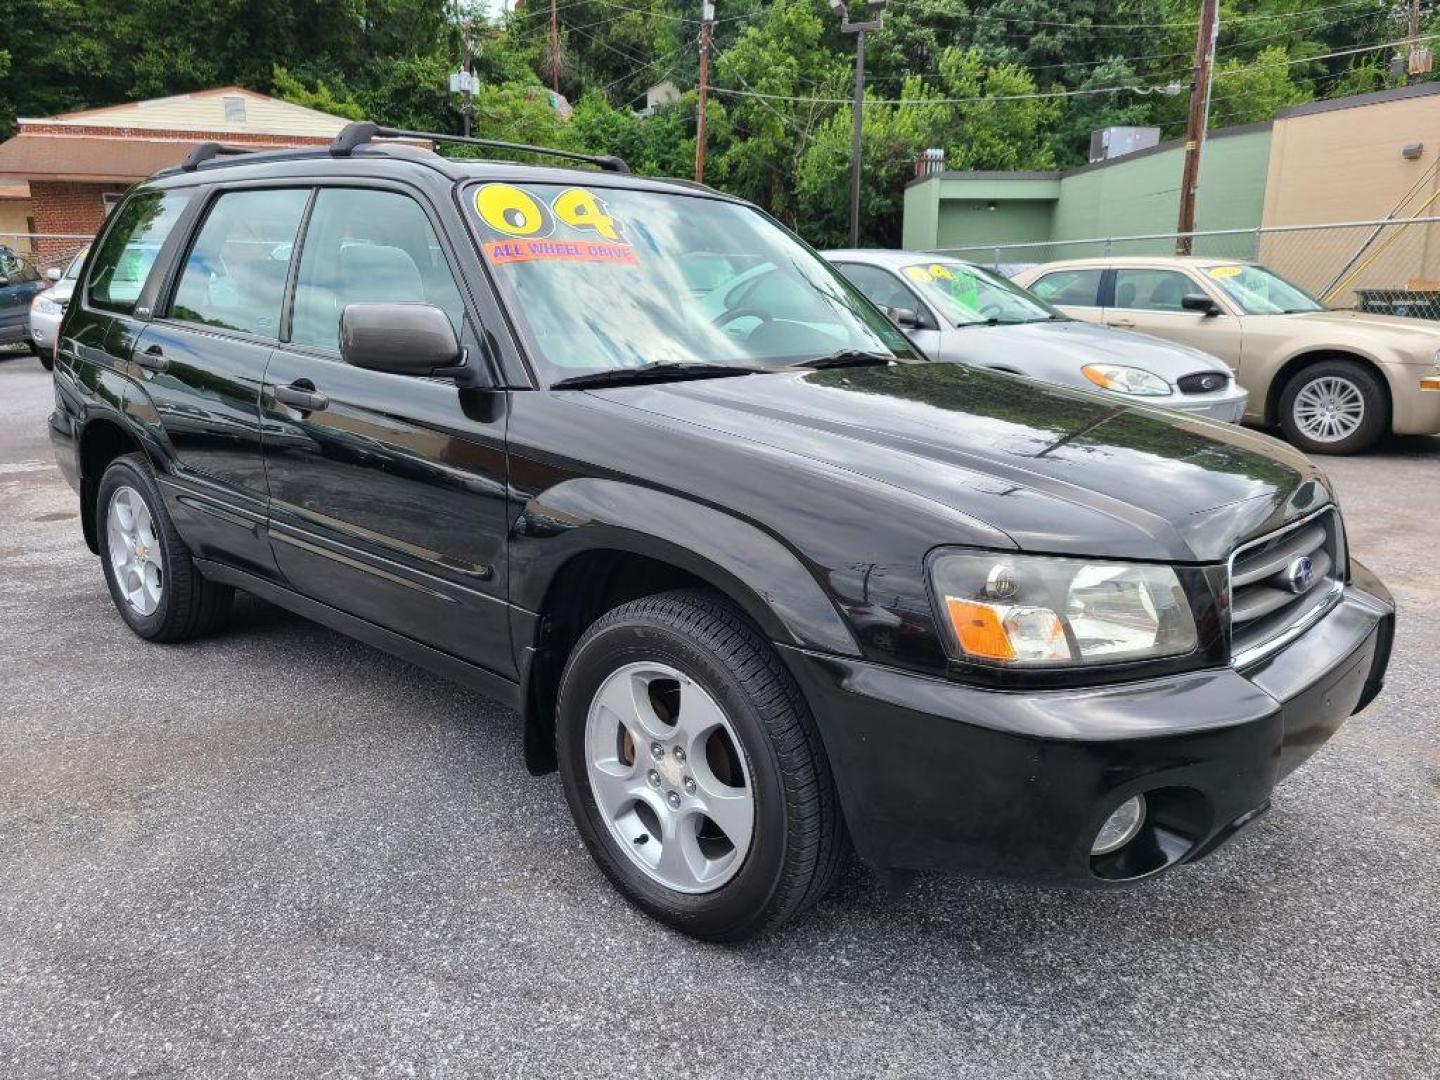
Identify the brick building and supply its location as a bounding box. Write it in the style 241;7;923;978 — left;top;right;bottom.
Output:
0;87;356;262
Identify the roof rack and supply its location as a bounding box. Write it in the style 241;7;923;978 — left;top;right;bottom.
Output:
180;142;258;171
329;121;631;174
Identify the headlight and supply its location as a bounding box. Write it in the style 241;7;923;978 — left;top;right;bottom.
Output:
1081;363;1171;396
31;294;62;316
1432;346;1440;373
930;551;1199;667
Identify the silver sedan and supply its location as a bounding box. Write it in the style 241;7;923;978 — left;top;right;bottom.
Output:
825;249;1248;423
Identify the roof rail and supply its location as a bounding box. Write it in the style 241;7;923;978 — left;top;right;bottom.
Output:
329;121;631;174
180;142;258;172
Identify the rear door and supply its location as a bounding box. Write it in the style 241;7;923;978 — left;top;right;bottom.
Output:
259;183;512;674
1024;267;1106;325
138;185;311;578
1104;266;1244;372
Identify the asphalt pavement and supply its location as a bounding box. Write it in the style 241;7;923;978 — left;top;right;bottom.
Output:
1;355;1437;1079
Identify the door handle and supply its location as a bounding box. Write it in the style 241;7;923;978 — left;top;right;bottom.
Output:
275;382;329;412
135;343;168;372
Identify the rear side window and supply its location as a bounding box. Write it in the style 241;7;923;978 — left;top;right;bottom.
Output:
1030;268;1103;307
171;188;310;338
85;191;188;313
289;187;466;351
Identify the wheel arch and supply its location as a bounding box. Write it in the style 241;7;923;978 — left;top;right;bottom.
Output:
1265;348;1393;428
77;412;154;553
511;480;860;775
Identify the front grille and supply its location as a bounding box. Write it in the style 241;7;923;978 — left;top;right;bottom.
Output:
1228;506;1344;665
1177;371;1229;395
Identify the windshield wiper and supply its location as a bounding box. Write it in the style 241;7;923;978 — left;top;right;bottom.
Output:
956;317;1002;328
550;362;763;390
790;350;893;370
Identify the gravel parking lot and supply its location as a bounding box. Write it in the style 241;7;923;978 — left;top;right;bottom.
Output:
2;355;1437;1079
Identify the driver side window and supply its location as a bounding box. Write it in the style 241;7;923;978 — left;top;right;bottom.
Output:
835;263;925;316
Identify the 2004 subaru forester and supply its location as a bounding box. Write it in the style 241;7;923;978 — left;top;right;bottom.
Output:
48;123;1395;940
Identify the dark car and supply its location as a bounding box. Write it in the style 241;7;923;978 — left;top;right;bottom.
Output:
49;125;1395;941
1;244;47;353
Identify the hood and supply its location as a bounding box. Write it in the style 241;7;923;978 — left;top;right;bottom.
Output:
1288;307;1440;347
953;319;1228;375
589;363;1329;562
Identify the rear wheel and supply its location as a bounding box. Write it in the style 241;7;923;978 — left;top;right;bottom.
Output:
1278;359;1386;455
556;590;845;941
97;453;233;641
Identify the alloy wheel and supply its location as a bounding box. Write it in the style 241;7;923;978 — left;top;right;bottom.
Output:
106;485;164;616
584;661;755;894
1292;375;1365;443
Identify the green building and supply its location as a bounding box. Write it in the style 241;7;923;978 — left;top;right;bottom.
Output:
902;121;1274;258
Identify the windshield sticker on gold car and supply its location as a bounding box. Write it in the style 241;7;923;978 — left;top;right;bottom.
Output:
474;183;632;264
1208;266;1243;279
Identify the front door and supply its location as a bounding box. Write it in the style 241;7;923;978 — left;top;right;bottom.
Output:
259;185;512;674
1104;267;1245;372
139;185;312;578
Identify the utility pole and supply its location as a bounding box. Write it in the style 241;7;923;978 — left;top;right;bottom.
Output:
461;18;474;137
695;2;715;182
1175;0;1219;255
830;0;887;248
550;0;560;94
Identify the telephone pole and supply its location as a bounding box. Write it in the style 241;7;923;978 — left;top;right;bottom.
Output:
550;0;560;94
1175;0;1219;254
695;1;715;182
831;0;887;248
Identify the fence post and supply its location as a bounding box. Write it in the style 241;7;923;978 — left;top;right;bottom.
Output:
1250;228;1261;261
1103;238;1112;256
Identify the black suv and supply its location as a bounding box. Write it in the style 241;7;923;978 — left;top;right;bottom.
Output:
49;124;1395;940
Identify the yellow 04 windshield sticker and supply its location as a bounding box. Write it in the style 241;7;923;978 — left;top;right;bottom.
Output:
474;183;635;266
1208;265;1243;279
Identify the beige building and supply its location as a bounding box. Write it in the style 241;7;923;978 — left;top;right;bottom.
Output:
0;183;34;256
0;87;356;262
1257;84;1440;305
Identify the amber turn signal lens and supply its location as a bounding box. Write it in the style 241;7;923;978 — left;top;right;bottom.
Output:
945;598;1017;661
1421;376;1440;391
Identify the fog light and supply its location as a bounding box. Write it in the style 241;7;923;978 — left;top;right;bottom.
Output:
1092;795;1146;855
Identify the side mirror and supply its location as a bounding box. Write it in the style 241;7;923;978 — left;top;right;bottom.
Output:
45;267;62;282
340;303;483;385
1181;293;1221;316
888;306;922;330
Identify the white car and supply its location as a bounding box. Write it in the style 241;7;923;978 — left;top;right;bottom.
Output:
29;247;87;371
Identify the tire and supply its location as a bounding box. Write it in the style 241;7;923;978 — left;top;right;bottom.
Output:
38;350;54;372
556;590;846;941
97;453;233;642
1277;359;1387;455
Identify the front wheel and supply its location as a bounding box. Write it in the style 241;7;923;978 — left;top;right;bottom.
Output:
1277;359;1386;455
556;590;846;941
38;349;54;371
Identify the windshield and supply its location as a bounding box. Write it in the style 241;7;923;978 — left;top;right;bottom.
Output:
1203;264;1323;314
468;182;914;383
901;260;1064;326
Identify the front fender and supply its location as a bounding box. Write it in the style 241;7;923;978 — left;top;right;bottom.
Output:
510;477;860;657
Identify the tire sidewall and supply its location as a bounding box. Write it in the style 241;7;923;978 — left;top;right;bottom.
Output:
556;615;790;938
97;456;176;639
1279;361;1386;455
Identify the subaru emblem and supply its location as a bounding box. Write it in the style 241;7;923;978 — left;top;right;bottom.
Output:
1284;555;1315;594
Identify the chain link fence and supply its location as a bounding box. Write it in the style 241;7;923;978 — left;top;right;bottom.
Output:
0;232;94;273
936;216;1440;319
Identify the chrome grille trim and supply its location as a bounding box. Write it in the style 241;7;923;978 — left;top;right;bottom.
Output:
1228;505;1345;668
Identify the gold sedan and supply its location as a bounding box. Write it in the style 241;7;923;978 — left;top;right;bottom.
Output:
1014;256;1440;454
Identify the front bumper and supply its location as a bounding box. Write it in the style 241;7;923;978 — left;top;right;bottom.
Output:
1161;385;1250;423
780;559;1393;884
